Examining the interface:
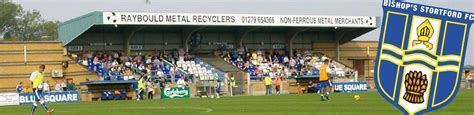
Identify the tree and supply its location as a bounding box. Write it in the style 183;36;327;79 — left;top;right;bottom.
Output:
39;21;60;41
10;9;44;41
0;1;22;34
1;0;60;41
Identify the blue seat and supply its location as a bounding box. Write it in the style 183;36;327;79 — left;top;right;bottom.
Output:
97;66;104;76
103;76;109;80
100;91;107;100
101;91;113;100
88;63;94;70
87;58;93;70
94;64;100;71
107;91;114;99
312;69;320;75
250;72;257;79
175;74;183;82
120;90;128;99
115;75;124;81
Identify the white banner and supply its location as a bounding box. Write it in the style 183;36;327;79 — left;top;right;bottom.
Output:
103;12;376;28
19;91;79;104
0;93;20;106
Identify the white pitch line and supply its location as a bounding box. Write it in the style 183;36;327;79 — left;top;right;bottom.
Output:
127;106;213;113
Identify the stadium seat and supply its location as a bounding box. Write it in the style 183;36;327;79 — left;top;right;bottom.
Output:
115;75;124;80
101;91;113;100
94;64;101;72
312;69;320;75
103;75;111;80
250;72;257;79
101;91;107;100
97;65;105;76
120;90;128;99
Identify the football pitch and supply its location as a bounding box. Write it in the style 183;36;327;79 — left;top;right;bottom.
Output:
1;90;472;115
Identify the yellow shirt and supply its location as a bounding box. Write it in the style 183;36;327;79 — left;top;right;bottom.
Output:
319;64;329;81
138;78;146;89
264;77;272;85
30;71;44;88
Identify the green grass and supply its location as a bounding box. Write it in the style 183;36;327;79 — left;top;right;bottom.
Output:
1;90;472;115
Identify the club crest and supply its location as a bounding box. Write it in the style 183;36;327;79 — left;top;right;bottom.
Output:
375;0;472;115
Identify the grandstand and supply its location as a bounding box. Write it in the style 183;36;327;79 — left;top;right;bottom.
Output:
0;41;100;93
55;11;380;96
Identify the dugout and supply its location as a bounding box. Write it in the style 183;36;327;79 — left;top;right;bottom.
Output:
59;11;380;95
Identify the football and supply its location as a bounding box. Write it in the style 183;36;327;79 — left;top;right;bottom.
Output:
354;95;361;102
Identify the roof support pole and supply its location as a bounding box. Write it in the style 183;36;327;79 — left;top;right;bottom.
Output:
181;27;205;53
286;28;309;58
123;34;131;56
123;26;146;56
335;28;350;61
235;27;260;48
336;37;341;61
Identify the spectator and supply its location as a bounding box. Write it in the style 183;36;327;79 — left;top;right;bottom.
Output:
123;68;134;80
307;81;314;93
114;90;121;100
43;81;50;92
61;80;67;91
274;76;281;95
54;81;62;92
81;58;88;66
215;80;222;98
177;77;186;88
466;70;472;89
470;72;474;88
16;82;23;93
146;80;154;100
23;85;30;93
66;80;76;91
296;83;303;94
289;58;296;69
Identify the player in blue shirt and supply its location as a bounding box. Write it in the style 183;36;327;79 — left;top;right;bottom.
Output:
215;80;222;98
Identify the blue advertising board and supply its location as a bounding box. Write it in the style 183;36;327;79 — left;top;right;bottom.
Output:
333;82;368;92
19;91;79;104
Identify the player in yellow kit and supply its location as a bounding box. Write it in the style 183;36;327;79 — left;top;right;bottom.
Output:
136;76;146;101
30;65;54;115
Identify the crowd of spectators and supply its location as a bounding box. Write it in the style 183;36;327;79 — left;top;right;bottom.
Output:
16;80;76;93
73;49;194;83
214;48;354;80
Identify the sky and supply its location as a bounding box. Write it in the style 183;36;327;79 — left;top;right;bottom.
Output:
12;0;474;65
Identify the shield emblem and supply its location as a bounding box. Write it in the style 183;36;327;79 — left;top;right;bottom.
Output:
375;1;472;115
